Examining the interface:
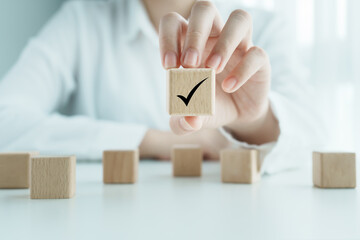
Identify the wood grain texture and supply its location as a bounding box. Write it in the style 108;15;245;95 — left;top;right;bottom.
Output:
172;145;202;177
0;152;39;189
167;68;215;116
30;156;76;199
103;150;139;184
220;148;260;184
313;152;356;188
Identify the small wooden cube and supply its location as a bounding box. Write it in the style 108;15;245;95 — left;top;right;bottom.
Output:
220;148;260;184
172;145;202;177
103;150;139;184
31;156;76;199
313;152;356;188
167;68;215;116
0;152;39;189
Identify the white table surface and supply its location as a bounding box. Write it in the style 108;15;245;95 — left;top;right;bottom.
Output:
0;161;359;240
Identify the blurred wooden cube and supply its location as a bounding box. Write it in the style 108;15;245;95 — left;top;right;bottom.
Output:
103;150;139;184
31;156;76;199
0;152;39;189
167;68;215;116
221;148;260;184
313;152;356;188
172;145;202;177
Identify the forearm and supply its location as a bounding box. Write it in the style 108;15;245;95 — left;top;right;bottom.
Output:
139;130;169;159
139;128;231;159
139;129;200;159
224;102;280;145
0;105;147;160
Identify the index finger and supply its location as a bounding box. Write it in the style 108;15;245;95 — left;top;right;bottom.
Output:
181;1;223;68
159;12;188;69
206;9;253;73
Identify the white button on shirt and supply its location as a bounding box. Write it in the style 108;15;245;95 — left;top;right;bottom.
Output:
0;0;325;174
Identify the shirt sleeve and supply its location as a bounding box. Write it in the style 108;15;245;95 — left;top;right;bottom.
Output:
220;12;326;174
0;2;147;160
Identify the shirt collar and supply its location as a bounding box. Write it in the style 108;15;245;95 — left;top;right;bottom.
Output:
124;0;159;47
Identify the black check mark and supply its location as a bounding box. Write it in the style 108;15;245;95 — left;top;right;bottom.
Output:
177;77;208;106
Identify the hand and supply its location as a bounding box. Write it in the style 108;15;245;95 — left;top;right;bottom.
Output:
139;129;231;160
159;1;279;144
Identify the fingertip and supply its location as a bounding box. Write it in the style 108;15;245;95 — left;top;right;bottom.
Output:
216;64;226;74
205;54;222;72
164;51;178;69
181;48;199;68
222;77;238;93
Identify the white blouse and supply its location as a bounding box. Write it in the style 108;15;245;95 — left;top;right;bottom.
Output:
0;0;325;174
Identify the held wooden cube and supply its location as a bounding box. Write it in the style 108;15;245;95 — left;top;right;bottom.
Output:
220;149;260;184
172;145;203;177
167;68;215;116
103;150;139;184
0;152;39;189
313;152;356;188
31;156;76;199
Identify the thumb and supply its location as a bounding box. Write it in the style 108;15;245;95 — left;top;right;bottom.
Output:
169;116;204;135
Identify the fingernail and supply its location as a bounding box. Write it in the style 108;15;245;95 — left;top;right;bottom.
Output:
183;48;199;67
223;77;238;92
180;117;194;131
206;54;221;70
164;51;177;69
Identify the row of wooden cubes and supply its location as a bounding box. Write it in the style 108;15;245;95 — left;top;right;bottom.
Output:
0;153;76;199
102;146;261;184
104;147;357;187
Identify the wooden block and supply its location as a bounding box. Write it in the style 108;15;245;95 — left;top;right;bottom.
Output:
0;152;39;189
172;145;202;177
220;148;260;184
167;68;215;116
313;152;356;188
103;150;139;184
30;156;76;199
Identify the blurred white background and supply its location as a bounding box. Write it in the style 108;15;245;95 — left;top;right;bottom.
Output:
0;0;359;152
0;0;64;76
241;0;360;152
